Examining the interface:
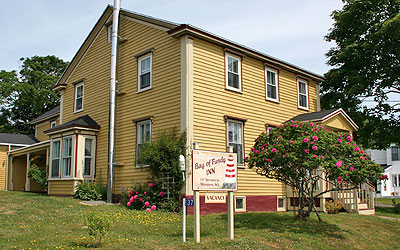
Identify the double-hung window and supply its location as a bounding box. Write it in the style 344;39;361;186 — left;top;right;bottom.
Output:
107;25;112;43
225;54;241;91
392;146;399;161
136;120;152;163
62;137;72;177
266;68;278;101
51;140;61;178
75;83;84;112
297;79;308;109
138;54;152;92
227;120;244;165
50;121;57;128
84;137;94;177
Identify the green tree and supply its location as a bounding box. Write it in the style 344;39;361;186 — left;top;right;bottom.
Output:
245;121;382;220
0;56;68;134
323;0;400;149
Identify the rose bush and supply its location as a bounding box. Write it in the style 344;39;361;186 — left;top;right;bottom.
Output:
245;120;382;220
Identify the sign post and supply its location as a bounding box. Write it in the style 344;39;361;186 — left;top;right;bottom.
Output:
192;148;237;242
183;198;194;242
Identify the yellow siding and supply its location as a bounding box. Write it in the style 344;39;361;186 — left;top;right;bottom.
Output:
61;16;181;194
48;180;75;195
192;38;318;196
0;147;8;190
35;117;59;142
11;156;26;191
322;115;354;133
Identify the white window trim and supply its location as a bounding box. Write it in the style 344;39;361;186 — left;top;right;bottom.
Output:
227;119;244;167
50;121;57;128
83;136;96;178
74;83;84;113
277;196;286;212
137;54;153;93
265;67;279;103
225;53;242;93
297;79;309;110
392;146;399;161
50;139;61;179
136;119;152;167
62;136;73;178
234;196;246;212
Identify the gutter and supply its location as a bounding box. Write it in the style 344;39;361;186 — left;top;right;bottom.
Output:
107;0;120;203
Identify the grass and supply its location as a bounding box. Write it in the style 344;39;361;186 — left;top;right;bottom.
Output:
0;191;400;250
377;198;400;205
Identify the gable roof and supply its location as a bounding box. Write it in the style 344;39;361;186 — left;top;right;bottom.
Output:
44;115;100;134
290;108;359;131
53;5;324;90
30;106;60;124
0;133;39;146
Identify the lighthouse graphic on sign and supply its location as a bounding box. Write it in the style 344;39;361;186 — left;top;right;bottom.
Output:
222;154;237;189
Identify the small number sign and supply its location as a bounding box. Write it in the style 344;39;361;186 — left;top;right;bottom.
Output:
185;199;194;207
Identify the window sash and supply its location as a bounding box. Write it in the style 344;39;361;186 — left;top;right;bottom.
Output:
84;138;93;177
392;147;399;161
51;140;60;178
75;84;84;111
137;120;152;160
266;69;278;100
138;55;152;91
228;120;244;165
63;137;72;177
226;54;241;90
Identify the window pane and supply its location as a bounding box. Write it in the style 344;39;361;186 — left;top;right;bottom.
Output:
392;147;399;161
299;81;306;94
76;97;82;110
76;86;83;98
228;121;243;164
84;158;92;176
267;85;277;99
63;158;71;176
141;57;150;74
140;73;151;89
63;138;72;177
278;198;284;208
236;198;244;209
299;95;307;107
228;72;239;88
51;159;59;177
267;71;276;85
85;139;93;157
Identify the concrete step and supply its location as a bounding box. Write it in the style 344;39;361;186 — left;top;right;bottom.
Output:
358;208;375;215
358;203;368;209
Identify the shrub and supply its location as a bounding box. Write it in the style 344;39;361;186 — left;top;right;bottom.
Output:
325;200;343;214
137;129;186;202
120;180;167;211
83;212;112;247
158;199;180;212
74;181;104;201
27;164;48;191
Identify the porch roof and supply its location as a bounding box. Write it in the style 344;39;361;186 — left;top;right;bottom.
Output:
0;133;39;147
9;140;50;156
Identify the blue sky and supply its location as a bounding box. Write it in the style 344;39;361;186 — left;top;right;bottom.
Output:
0;0;343;75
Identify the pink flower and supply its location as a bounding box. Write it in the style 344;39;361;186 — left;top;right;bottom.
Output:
310;122;314;127
146;208;151;212
146;180;150;183
345;174;348;176
310;141;314;145
262;158;265;162
129;196;134;202
139;198;143;202
267;159;271;162
355;147;360;152
117;202;121;206
129;190;133;195
337;139;342;143
148;183;155;188
151;205;156;211
312;136;318;141
320;155;324;159
349;166;355;171
261;147;264;151
337;177;343;182
313;155;318;158
347;142;350;145
312;146;318;151
347;136;352;141
271;148;277;153
304;138;309;143
144;191;147;195
145;201;150;207
336;161;343;167
136;192;138;194
294;124;299;128
360;156;365;160
289;140;294;144
251;147;255;152
133;195;138;200
304;149;309;154
127;201;132;207
255;150;259;154
285;153;289;158
160;192;165;197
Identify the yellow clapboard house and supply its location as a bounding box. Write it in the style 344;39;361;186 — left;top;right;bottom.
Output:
4;5;374;214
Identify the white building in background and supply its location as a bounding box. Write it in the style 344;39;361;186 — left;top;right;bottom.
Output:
370;145;400;197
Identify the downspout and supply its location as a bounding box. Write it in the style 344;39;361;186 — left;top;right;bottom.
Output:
5;145;10;191
107;0;120;203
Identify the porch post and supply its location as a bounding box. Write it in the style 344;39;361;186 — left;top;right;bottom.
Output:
26;153;31;192
9;156;14;190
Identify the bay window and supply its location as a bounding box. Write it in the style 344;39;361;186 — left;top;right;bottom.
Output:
84;137;94;177
62;137;72;177
51;140;61;178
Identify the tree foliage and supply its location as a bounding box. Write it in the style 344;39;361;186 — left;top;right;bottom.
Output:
245;120;382;220
322;0;400;149
0;56;68;134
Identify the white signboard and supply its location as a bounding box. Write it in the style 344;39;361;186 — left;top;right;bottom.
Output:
192;150;238;191
205;193;226;203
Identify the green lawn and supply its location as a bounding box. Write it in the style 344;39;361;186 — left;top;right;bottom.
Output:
1;191;400;250
378;198;400;205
